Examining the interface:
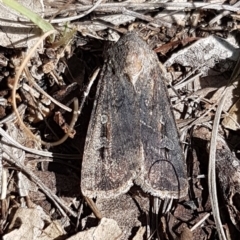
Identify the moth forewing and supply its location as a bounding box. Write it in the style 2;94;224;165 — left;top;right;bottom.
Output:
81;33;188;199
131;41;188;199
81;49;142;199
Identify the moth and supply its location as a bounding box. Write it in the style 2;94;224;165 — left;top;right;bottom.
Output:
81;33;188;199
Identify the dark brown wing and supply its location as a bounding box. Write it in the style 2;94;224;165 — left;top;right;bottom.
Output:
81;33;188;199
125;34;188;198
81;38;142;198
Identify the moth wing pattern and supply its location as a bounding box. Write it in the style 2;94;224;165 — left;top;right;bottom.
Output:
128;35;188;198
81;33;188;199
81;43;143;198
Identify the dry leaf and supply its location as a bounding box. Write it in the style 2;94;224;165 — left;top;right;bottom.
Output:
67;218;122;240
132;226;146;240
38;220;66;240
222;98;240;130
3;207;54;240
0;0;43;48
165;35;239;79
154;37;199;55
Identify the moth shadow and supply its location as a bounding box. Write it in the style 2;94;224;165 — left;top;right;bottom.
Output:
45;43;102;212
45;83;97;220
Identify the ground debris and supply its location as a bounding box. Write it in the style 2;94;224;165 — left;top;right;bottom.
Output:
0;0;240;239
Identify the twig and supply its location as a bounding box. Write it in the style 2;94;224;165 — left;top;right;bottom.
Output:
0;168;7;200
0;127;80;159
180;87;225;132
190;212;211;231
49;0;75;22
174;72;203;90
43;98;79;147
78;68;100;115
0;104;27;126
84;196;103;219
75;199;84;231
47;1;240;22
209;1;240;26
24;67;72;112
49;0;104;23
121;8;172;28
208;90;227;240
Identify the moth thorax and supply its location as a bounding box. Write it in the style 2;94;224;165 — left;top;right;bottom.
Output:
124;52;143;87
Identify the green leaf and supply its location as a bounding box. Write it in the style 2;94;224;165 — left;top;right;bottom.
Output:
2;0;54;33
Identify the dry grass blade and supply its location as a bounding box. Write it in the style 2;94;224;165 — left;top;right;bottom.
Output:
78;68;100;115
208;90;227;240
209;0;240;25
47;1;240;20
0;127;80;159
190;212;211;231
1;0;54;32
208;55;240;240
23;67;72;112
50;0;104;23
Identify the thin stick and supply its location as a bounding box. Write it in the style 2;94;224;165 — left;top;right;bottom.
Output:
0;127;80;159
47;2;239;23
78;68;100;115
84;196;103;219
24;67;72;112
190;212;211;231
0;104;27;126
49;0;104;24
43;98;79;147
